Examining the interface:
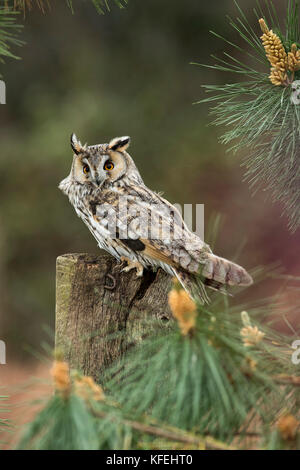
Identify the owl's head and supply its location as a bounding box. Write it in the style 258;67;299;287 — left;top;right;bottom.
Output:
63;134;143;189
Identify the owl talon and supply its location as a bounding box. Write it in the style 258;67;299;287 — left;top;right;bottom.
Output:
120;256;144;277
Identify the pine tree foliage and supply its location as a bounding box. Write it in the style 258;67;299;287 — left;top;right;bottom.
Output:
0;6;23;72
0;0;129;74
196;0;300;232
15;287;300;450
0;396;10;431
104;295;296;442
66;0;128;15
9;0;129;14
0;395;11;447
18;394;100;450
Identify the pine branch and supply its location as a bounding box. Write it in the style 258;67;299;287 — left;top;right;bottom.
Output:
10;0;129;14
12;1;50;13
16;263;300;450
197;0;300;231
66;0;129;14
104;281;298;442
91;407;237;450
0;6;23;72
0;0;129;75
17;325;300;451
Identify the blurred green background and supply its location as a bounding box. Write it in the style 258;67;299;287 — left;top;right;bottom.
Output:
0;0;299;362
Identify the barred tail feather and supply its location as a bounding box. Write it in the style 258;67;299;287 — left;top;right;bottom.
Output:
201;253;253;287
173;253;252;303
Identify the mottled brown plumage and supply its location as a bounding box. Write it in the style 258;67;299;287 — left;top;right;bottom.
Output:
59;134;253;303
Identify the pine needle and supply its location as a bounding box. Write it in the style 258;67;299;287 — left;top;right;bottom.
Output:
0;6;23;73
66;0;128;15
197;0;300;231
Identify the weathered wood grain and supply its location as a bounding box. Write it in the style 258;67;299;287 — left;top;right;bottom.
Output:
55;253;172;381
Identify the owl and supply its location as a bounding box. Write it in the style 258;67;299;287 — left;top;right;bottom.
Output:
59;134;252;302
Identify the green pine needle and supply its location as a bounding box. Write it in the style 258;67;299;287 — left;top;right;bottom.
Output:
103;298;294;441
0;7;23;73
14;282;300;449
0;0;129;76
7;0;128;14
18;394;99;450
196;0;300;231
66;0;128;14
0;395;10;432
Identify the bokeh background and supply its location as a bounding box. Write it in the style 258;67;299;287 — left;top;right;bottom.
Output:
0;0;299;372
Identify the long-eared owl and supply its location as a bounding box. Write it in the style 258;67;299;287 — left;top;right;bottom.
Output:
59;134;252;302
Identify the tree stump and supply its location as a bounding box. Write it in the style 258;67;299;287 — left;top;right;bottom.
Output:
55;253;172;381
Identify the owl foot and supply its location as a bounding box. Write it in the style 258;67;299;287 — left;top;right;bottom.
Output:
120;256;144;277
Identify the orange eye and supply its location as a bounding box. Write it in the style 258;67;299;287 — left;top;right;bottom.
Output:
104;161;114;171
83;165;90;175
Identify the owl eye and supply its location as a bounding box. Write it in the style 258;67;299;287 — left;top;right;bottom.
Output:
104;161;114;171
83;165;90;175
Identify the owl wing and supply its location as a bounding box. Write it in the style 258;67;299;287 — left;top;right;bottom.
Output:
89;186;252;296
90;185;210;274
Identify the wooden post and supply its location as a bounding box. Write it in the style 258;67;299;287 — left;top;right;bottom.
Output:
55;253;172;381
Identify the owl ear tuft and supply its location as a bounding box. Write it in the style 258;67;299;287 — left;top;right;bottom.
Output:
70;133;84;155
108;136;130;152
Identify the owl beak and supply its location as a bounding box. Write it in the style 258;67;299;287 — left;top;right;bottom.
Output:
95;178;101;187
